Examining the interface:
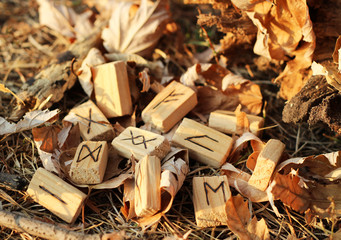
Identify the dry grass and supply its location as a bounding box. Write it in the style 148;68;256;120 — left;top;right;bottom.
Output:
1;0;341;239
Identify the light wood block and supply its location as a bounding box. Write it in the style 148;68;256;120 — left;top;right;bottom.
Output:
135;155;161;217
111;127;171;160
70;141;108;184
193;176;230;227
141;81;197;133
69;100;114;141
93;61;132;118
208;110;264;136
27;168;87;223
171;118;233;168
248;139;285;191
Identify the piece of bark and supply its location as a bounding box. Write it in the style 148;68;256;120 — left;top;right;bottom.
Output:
135;155;161;217
208;110;264;136
112;126;171;160
308;94;341;134
282;75;337;124
9;22;105;121
142;81;197;133
193;175;230;227
0;172;27;190
0;210;102;240
93;61;132;118
171;118;233;168
27;168;87;223
67;100;114;141
70;141;108;185
248;139;285;191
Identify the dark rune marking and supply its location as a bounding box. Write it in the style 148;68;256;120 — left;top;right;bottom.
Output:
39;185;67;205
185;135;218;152
75;108;106;134
152;89;184;109
77;144;102;163
122;130;157;149
203;181;226;205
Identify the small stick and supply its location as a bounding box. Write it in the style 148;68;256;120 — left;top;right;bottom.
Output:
0;210;101;240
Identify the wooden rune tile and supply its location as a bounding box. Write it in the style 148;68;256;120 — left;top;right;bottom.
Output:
208;110;264;136
134;155;161;217
93;61;132;118
248;139;285;191
142;81;197;133
68;100;114;141
171;118;233;168
193;176;230;227
27;168;87;223
111;127;171;160
70;141;108;185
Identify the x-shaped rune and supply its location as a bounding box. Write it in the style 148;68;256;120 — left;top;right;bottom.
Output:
75;108;107;134
122;130;157;149
185;135;218;152
152;89;184;109
77;144;102;163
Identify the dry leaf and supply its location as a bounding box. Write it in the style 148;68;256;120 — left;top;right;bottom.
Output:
121;149;189;229
223;79;262;115
0;109;59;135
231;0;316;100
221;163;268;202
225;194;270;240
32;125;61;153
102;0;170;57
272;151;341;218
78;48;106;96
37;0;94;40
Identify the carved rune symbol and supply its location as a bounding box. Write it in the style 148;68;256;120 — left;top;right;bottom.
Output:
203;181;226;205
77;144;102;163
75;108;107;134
39;185;67;204
153;89;184;109
185;135;218;152
122;130;157;149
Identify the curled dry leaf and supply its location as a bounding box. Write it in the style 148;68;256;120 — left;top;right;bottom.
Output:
231;0;316;100
221;163;268;202
33;121;80;174
0;109;59;135
102;0;170;57
180;65;262;115
122;148;189;228
272;151;341;218
78;48;106;96
38;0;94;40
225;194;270;240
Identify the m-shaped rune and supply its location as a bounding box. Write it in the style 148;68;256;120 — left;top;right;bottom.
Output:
122;130;157;149
77;144;102;163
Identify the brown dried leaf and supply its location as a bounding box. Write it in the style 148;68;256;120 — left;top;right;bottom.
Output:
101;0;170;57
225;194;270;240
32;125;61;153
231;0;316;100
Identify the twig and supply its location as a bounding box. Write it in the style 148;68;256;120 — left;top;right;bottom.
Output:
0;210;101;240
